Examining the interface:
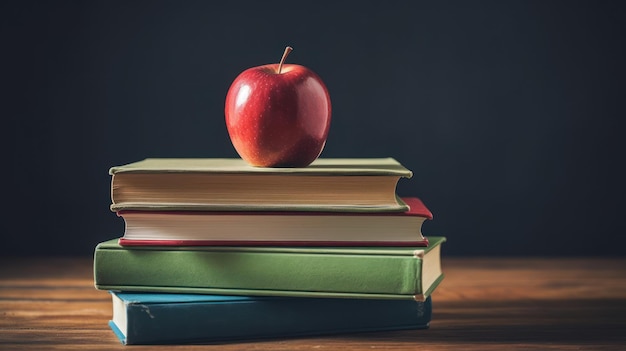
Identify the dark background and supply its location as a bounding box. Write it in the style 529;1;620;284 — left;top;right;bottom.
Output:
2;0;625;257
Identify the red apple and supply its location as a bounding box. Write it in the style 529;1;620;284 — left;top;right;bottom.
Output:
225;46;331;167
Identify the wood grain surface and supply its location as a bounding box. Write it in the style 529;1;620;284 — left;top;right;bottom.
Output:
1;256;625;350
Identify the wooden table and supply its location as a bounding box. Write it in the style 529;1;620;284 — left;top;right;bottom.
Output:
1;257;625;350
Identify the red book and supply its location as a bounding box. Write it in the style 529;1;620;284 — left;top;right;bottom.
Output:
117;197;433;247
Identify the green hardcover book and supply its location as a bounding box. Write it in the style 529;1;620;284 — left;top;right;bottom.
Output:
109;158;412;212
94;237;446;301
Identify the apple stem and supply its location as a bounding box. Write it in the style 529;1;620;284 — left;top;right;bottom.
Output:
277;46;293;74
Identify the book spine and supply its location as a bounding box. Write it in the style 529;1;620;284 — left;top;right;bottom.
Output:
120;296;432;344
94;248;422;298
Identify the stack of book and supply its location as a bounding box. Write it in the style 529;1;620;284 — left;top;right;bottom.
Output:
93;157;446;345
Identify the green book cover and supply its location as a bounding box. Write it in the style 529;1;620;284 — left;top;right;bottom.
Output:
109;158;413;212
94;237;446;301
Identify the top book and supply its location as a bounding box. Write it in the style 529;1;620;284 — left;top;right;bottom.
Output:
109;158;413;212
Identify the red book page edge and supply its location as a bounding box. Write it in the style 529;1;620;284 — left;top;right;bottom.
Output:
116;197;433;219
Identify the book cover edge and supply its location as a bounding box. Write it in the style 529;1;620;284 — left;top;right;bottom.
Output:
109;158;412;177
118;238;430;247
97;236;446;255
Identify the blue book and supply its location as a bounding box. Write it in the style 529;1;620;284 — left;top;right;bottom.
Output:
108;292;432;345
